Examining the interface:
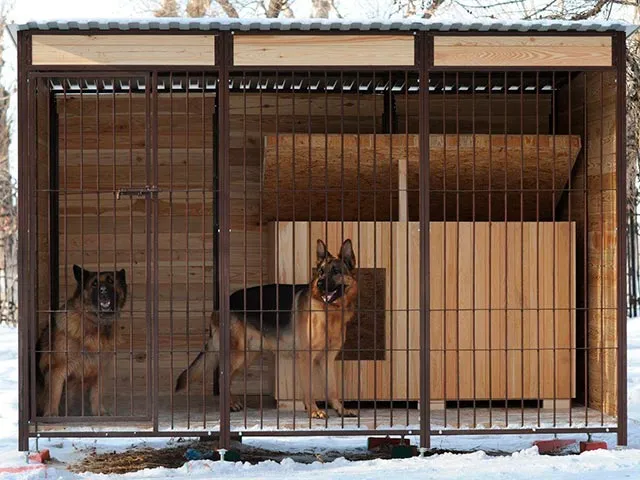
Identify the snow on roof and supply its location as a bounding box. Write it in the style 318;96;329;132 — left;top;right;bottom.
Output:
6;17;638;45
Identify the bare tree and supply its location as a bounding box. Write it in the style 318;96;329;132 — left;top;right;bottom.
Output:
154;0;179;16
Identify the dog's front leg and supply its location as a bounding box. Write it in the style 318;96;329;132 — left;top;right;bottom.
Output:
296;351;326;419
43;368;65;417
324;352;357;417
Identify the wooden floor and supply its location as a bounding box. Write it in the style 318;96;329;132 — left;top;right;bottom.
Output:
34;395;616;433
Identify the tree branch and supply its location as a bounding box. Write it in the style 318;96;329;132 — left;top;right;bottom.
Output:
422;0;447;18
215;0;240;17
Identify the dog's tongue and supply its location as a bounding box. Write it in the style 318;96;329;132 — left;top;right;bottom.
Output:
322;290;338;304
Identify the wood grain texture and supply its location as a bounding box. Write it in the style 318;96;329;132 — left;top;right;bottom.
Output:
556;71;618;417
32;34;216;65
261;134;581;221
234;35;415;66
270;220;575;402
434;36;612;67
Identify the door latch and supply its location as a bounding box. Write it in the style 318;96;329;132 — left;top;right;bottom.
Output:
116;186;159;199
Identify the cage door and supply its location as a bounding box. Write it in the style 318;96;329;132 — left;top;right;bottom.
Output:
32;75;154;422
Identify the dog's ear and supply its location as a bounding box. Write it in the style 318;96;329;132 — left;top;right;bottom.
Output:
116;269;126;287
316;239;328;265
73;265;93;286
339;239;356;271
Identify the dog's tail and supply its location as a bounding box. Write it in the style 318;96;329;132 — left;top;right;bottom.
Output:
175;313;220;393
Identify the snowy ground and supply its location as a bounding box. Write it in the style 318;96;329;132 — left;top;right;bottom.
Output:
2;321;640;478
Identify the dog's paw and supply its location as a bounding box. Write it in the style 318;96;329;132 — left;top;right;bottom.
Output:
311;409;328;419
230;397;244;412
337;408;358;418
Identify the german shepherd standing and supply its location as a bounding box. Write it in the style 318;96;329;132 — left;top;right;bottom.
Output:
36;265;127;417
176;239;358;419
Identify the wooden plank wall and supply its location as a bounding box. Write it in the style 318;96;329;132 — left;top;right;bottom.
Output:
270;221;575;401
557;72;618;416
43;88;555;412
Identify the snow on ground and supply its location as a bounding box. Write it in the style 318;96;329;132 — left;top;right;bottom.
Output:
1;320;640;478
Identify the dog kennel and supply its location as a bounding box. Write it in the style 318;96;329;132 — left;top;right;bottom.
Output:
12;19;632;451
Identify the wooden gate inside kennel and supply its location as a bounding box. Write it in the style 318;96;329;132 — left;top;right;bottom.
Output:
15;22;631;451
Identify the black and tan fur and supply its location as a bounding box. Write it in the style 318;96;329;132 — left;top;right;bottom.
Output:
176;239;358;419
36;265;127;417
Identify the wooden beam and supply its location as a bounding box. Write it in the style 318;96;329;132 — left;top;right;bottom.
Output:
434;36;612;67
234;35;415;66
32;34;216;66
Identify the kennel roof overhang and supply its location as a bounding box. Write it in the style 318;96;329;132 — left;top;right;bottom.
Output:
7;18;639;45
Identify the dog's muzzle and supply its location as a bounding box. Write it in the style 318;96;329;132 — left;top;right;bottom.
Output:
98;285;115;312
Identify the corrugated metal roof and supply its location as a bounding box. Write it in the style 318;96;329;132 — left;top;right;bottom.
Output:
6;17;639;45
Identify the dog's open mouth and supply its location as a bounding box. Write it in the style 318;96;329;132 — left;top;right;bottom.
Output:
99;299;113;311
322;289;340;304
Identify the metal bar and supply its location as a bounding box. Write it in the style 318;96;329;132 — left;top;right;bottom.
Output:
152;71;160;432
419;31;431;449
29;425;619;439
17;32;32;450
217;32;232;450
615;31;628;445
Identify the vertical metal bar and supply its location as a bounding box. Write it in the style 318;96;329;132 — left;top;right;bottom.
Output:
551;71;557;426
487;71;493;428
307;70;313;429
258;71;264;430
567;71;573;428
372;71;378;429
243;71;249;430
503;71;508;428
17;31;30;451
324;70;330;429
340;70;346;430
80;81;86;417
419;32;431;448
169;72;174;429
441;70;447;430
405;70;410;427
535;71;541;427
472;72;477;428
201;72;208;430
599;71;604;427
291;71;296;430
217;33;232;449
63;80;69;419
112;76;118;418
186;72;192;428
150;72;159;429
583;71;589;427
455;71;460;429
128;79;134;417
388;70;394;427
519;72;525;427
96;78;102;418
356;71;362;427
615;30;628;447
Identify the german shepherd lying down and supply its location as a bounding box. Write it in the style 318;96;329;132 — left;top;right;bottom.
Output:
176;239;358;419
36;265;127;417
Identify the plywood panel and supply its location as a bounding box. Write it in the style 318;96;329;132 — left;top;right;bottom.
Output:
32;34;216;66
434;36;612;67
234;35;414;66
270;221;575;402
262;133;581;221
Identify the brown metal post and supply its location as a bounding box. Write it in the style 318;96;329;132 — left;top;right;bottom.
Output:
419;32;431;449
615;31;628;447
17;31;31;452
216;32;232;449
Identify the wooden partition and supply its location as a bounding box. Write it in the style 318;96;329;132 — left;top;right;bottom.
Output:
269;221;575;404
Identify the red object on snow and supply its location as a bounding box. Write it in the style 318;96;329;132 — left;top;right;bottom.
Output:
28;448;51;464
580;441;608;452
532;439;576;454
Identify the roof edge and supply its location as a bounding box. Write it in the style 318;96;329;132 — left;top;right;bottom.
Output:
6;18;638;46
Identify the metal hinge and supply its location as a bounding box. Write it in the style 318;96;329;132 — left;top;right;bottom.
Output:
116;186;159;199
